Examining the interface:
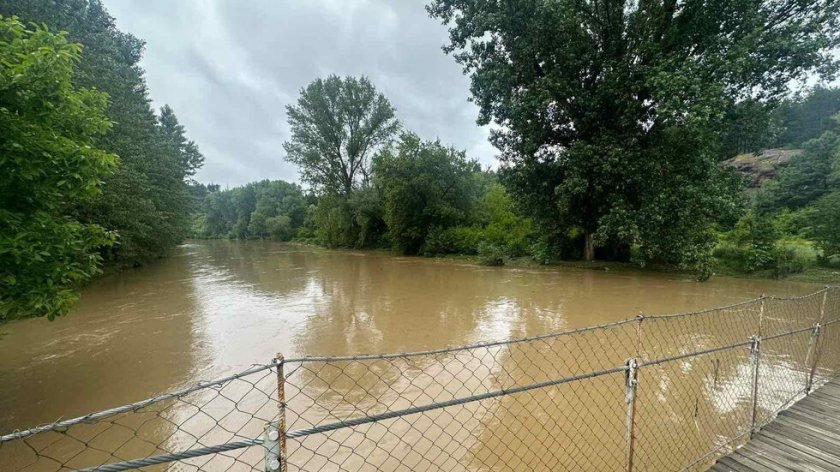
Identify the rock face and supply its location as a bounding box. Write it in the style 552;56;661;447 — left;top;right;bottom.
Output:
722;148;802;187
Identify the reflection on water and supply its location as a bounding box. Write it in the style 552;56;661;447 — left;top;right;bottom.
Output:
0;240;822;469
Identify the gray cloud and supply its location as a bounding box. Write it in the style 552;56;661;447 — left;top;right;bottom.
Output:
104;0;496;188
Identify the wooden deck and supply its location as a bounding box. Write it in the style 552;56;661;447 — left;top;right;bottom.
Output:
710;377;840;472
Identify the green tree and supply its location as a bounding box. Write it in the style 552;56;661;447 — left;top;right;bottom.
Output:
812;191;840;260
0;17;117;320
375;133;480;254
159;104;204;178
429;0;840;276
776;86;840;147
284;75;400;195
196;180;308;241
1;0;203;267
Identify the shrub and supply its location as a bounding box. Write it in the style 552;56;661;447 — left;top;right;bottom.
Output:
477;242;506;266
422;226;457;255
771;244;808;279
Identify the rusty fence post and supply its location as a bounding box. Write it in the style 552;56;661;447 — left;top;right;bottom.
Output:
805;288;829;393
276;353;288;472
624;357;639;472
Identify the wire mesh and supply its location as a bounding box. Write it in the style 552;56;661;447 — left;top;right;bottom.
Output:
1;287;838;472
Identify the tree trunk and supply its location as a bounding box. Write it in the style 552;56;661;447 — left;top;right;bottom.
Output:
584;232;595;262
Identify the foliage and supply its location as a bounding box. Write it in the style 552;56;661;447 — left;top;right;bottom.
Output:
0;17;116;320
715;211;779;273
375;133;481;254
721;99;783;157
758;130;838;212
776;86;840;147
474;183;534;256
159;105;204;178
477;242;505;266
771;242;809;279
284;75;400;196
429;0;840;276
198;180;307;241
812;191;840;260
1;0;204;268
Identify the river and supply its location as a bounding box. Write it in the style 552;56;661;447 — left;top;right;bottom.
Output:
0;240;823;469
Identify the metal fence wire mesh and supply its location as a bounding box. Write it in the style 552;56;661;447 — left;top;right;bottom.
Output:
2;286;839;472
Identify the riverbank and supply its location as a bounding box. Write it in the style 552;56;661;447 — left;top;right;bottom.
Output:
290;240;840;284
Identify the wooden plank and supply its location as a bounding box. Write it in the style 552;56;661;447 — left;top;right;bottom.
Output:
762;422;840;458
715;455;758;472
739;440;829;471
727;451;784;472
795;401;840;422
801;392;840;410
797;396;840;414
733;442;800;471
782;411;840;434
780;408;840;432
771;414;840;444
710;379;840;471
753;434;840;471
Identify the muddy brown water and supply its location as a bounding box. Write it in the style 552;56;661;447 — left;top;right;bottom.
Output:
0;240;825;470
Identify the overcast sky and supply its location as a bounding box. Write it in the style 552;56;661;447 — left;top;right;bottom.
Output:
103;0;494;188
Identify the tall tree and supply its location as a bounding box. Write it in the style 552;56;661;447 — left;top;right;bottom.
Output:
1;0;203;267
0;17;116;320
284;75;400;195
159;104;204;178
776;86;840;147
428;0;840;275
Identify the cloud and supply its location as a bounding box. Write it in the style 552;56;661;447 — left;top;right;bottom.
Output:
103;0;496;187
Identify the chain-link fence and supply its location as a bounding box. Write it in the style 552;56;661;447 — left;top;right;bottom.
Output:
2;286;839;471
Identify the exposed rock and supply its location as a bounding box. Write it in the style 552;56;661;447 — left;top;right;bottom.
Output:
722;148;802;187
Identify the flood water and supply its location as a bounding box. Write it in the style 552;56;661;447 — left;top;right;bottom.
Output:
0;240;825;470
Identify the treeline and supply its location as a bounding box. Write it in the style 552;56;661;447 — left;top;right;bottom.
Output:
192;133;534;266
1;1;203;320
194;76;840;278
193;77;536;264
723;87;840;157
194;180;307;241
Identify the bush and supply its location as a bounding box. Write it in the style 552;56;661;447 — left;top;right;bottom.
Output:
477;242;506;266
422;226;457;255
771;244;808;278
713;211;777;273
712;243;774;273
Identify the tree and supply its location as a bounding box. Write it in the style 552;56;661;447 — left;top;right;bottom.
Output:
0;17;117;320
196;180;307;241
159;104;204;178
428;0;840;275
374;133;480;254
776;86;840;147
1;0;203;267
758;129;838;213
284;75;400;195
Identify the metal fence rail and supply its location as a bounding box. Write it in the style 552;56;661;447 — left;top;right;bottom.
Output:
1;286;839;471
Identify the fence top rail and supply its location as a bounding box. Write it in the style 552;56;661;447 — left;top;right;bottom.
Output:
2;286;836;445
0;362;275;443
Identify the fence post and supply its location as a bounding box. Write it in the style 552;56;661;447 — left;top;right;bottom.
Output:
748;295;765;436
805;288;829;393
748;334;762;436
275;353;288;472
624;357;639;472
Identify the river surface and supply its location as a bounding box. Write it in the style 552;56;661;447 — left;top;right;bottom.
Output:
0;240;825;470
